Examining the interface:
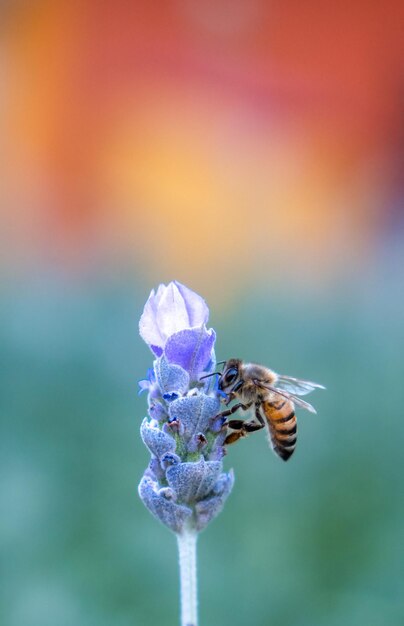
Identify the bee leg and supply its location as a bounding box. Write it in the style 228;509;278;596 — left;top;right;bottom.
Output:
224;402;265;445
217;402;253;419
255;404;266;427
226;419;263;432
224;419;244;430
224;430;245;445
224;416;265;445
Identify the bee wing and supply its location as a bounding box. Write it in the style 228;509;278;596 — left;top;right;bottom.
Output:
253;380;318;413
276;375;326;396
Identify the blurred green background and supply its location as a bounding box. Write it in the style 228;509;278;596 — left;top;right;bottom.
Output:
1;270;403;626
1;1;404;624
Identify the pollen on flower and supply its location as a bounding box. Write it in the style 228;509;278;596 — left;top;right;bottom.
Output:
138;281;234;533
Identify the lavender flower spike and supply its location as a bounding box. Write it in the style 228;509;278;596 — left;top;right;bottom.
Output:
138;281;234;626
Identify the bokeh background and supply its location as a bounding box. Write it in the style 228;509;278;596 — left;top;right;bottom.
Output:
1;2;403;625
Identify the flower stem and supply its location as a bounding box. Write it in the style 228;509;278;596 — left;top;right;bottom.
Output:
177;527;198;626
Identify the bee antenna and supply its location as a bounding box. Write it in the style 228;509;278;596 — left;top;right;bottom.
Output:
200;371;222;381
216;360;226;366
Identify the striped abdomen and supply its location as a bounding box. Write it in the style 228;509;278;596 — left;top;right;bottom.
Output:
262;397;297;461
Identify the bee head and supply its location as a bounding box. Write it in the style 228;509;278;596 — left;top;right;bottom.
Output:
219;358;243;395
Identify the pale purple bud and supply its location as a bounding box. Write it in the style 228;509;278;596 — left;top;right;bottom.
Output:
139;281;209;356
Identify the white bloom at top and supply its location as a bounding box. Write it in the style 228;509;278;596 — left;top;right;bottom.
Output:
139;281;209;356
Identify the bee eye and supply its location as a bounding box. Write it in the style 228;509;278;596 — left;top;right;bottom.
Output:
225;367;238;384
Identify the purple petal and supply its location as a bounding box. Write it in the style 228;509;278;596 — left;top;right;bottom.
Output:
139;288;166;351
154;283;166;306
138;379;150;395
138;368;156;395
173;281;209;327
155;283;190;341
150;345;163;357
165;326;216;380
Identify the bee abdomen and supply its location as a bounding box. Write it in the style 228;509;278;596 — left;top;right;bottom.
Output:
264;400;297;462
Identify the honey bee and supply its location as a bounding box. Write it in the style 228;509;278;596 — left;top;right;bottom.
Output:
216;359;325;461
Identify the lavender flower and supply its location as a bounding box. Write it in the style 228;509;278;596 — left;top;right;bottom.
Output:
138;281;233;534
138;281;234;626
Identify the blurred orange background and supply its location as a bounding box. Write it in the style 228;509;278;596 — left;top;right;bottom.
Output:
2;4;404;626
1;0;403;296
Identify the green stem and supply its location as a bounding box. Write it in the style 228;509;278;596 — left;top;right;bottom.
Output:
177;527;198;626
